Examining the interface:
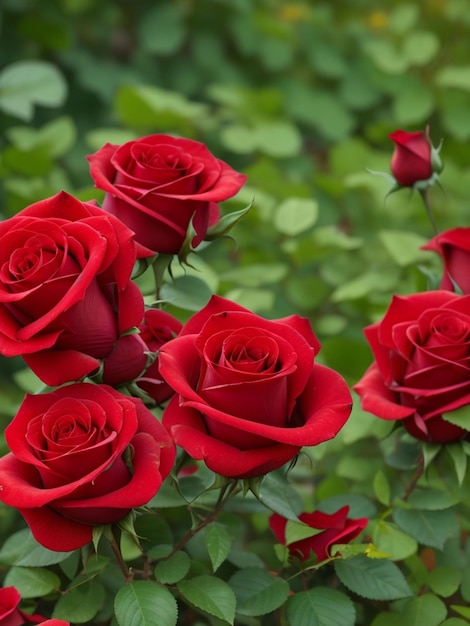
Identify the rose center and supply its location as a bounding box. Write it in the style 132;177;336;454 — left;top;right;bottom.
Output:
221;333;279;374
429;313;470;344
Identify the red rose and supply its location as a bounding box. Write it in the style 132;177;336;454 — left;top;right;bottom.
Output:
354;291;470;443
269;506;368;562
424;228;470;293
389;129;433;187
159;296;352;479
0;383;175;551
135;308;183;404
0;191;147;386
87;134;247;254
0;587;45;625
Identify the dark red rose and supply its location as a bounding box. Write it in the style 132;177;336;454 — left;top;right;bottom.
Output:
354;291;470;443
135;308;183;404
269;506;368;562
0;191;147;386
159;295;352;479
87;134;247;254
389;129;433;187
424;228;470;293
0;587;45;625
0;383;175;551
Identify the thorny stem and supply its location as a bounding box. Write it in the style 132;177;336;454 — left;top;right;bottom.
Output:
402;455;425;502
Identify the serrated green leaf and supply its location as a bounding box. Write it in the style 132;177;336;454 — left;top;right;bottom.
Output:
0;528;73;566
177;575;236;624
400;593;447;626
115;581;178;626
4;566;60;598
229;567;290;617
0;60;67;121
155;551;190;584
442;405;470;430
393;507;459;549
53;580;105;623
373;470;391;506
274;198;318;236
287;587;355;626
205;525;232;572
371;521;418;561
334;555;412;601
256;473;303;521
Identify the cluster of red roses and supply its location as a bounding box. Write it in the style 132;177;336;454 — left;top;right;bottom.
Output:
0;134;354;564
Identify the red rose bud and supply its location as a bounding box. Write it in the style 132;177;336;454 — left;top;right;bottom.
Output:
354;291;470;444
269;506;368;562
389;126;443;188
0;383;175;551
87;134;247;255
423;227;470;294
159;295;352;479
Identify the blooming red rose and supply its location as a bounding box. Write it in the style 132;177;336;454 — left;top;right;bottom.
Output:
135;308;183;404
354;291;470;443
0;191;147;387
389;129;433;187
424;228;470;293
0;383;175;551
159;295;352;479
87;134;247;254
0;587;46;625
269;506;368;562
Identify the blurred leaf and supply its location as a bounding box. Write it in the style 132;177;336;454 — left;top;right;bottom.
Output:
393;507;459;549
221;263;288;287
371;521;418;561
0;61;67;121
436;65;470;91
379;230;430;266
399;594;447;626
4;566;60;598
255;121;302;157
155;551;190;584
287;587;355;626
0;528;72;566
115;581;177;626
373;470;391;506
334;555;412;601
403;32;440;66
426;566;461;597
178;576;236;624
7;116;76;158
274;198;318;236
138;4;186;56
229;567;290;616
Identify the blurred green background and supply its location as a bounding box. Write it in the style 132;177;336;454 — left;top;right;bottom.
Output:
1;0;470;402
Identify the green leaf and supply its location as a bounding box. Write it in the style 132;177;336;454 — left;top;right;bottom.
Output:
378;230;430;267
229;567;290;616
371;521;418;561
115;581;178;626
177;575;236;624
221;263;288;287
54;580;105;623
205;203;252;242
408;489;459;511
274;197;318;236
334;555;412;601
441;619;470;626
254;121;302;157
4;566;60;598
0;60;67;121
205;524;232;572
373;470;391;506
452;606;470;619
426;566;461;597
0;528;73;566
155;551;190;584
287;587;355;626
160;275;213;311
403;32;440;65
446;443;467;485
256;473;303;521
436;65;470;92
393;507;459;549
442;404;470;429
138;4;186;56
285;520;323;545
400;594;447;626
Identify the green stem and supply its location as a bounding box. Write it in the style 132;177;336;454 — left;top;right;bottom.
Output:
419;188;438;236
402;455;425;502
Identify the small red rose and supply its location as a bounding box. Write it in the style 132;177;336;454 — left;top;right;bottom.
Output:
87;134;247;254
0;383;175;551
389;129;434;187
159;295;352;479
424;227;470;293
269;506;368;562
0;191;147;386
354;290;470;443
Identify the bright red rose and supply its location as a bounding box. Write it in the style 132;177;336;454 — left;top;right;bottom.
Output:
269;506;368;562
87;134;247;254
135;308;183;404
0;586;45;625
389;129;433;187
159;296;352;479
0;383;175;551
0;191;148;387
424;228;470;293
354;291;470;443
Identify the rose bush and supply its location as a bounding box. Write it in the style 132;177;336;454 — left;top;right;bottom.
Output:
354;290;470;443
0;191;147;387
269;506;368;562
159;295;352;479
424;227;470;293
389;129;433;187
0;383;175;551
87;134;247;254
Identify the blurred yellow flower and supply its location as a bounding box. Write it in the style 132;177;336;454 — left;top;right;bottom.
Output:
367;11;388;30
